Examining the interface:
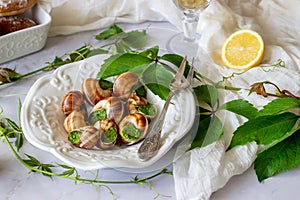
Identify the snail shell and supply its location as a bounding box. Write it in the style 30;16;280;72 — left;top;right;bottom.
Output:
61;90;85;115
68;126;100;149
64;110;86;133
127;92;148;115
89;96;124;124
82;78;113;105
118;113;148;145
94;119;118;149
113;72;140;101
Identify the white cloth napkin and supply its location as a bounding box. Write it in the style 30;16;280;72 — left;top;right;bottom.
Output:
39;0;179;36
173;0;300;199
39;0;300;199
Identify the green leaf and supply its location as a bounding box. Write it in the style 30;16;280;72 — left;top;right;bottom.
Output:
97;53;153;79
18;99;22;123
122;30;147;49
115;41;132;53
229;112;299;149
199;106;212;116
135;85;147;97
69;45;91;62
25;154;40;163
23;160;39;167
15;133;23;151
257;97;300;117
86;48;108;58
23;154;40;167
160;54;184;67
42;163;56;168
41;164;54;177
141;63;173;100
57;163;74;169
5;118;20;131
60;169;75;176
194;85;218;108
139;46;159;59
47;57;71;68
254;128;300;182
99;79;113;89
264;126;300;151
95;25;124;40
219;99;258;119
0;123;7;137
190;115;223;149
160;54;192;77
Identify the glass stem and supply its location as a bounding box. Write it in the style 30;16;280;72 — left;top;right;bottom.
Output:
182;10;199;41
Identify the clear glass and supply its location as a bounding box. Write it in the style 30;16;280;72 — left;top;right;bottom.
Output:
167;0;211;59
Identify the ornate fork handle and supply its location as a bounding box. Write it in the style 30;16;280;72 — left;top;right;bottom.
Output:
137;92;175;161
138;57;190;161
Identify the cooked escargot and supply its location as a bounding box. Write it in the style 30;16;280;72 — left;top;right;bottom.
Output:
82;78;112;105
64;110;86;133
118;113;148;145
136;103;157;119
94;119;118;149
68;126;100;149
127;92;147;114
89;97;124;125
127;93;157;118
61;90;85;115
113;72;140;101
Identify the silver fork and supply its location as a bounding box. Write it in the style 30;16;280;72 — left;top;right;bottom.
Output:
138;56;193;161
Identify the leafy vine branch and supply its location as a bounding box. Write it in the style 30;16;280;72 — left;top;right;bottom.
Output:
5;133;171;186
220;59;286;82
0;114;172;197
0;94;173;200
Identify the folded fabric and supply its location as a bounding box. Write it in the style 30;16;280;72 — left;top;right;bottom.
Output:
38;0;300;199
174;0;300;199
39;0;179;36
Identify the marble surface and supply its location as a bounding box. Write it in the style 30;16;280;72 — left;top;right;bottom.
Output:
1;21;300;200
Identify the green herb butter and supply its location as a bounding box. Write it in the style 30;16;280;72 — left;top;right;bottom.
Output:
138;103;157;117
122;124;143;141
102;127;117;143
89;109;107;125
68;131;81;144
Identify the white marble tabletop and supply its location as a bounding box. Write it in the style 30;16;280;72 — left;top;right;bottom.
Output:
1;21;300;200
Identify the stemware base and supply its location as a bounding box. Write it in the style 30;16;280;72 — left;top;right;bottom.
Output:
166;32;200;60
144;26;200;61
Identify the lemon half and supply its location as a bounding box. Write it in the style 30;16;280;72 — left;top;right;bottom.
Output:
221;29;264;70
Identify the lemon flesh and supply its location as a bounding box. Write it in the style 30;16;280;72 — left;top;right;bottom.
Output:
221;29;264;70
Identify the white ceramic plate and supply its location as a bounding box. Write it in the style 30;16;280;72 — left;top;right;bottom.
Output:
21;54;196;170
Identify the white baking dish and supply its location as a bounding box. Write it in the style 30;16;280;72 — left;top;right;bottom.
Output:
0;4;51;64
